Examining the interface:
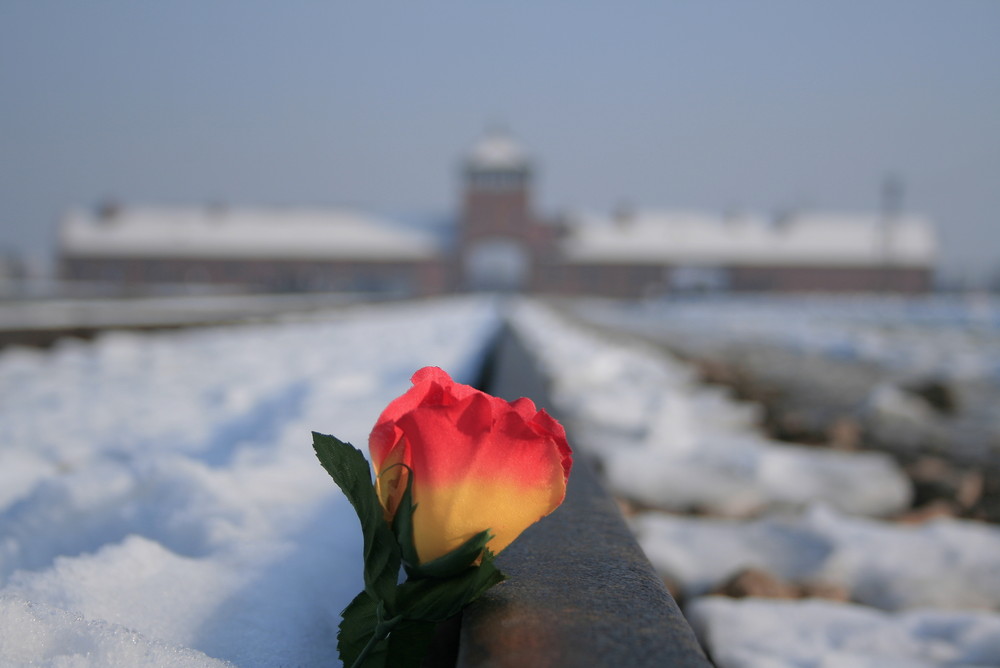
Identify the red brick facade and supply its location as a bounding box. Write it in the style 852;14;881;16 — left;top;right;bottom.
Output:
62;256;447;295
455;149;556;291
726;265;931;293
535;262;932;298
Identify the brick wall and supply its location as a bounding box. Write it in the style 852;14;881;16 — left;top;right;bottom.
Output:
60;257;448;296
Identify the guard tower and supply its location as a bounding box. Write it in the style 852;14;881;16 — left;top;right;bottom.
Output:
457;129;540;291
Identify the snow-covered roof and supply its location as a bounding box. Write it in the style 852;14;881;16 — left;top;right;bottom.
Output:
466;130;529;171
558;211;936;268
59;207;443;261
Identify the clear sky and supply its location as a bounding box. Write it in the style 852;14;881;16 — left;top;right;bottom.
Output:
2;1;998;285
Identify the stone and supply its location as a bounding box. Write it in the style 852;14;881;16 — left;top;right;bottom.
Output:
711;568;800;600
957;470;985;510
907;456;984;511
827;416;862;451
895;499;959;524
711;568;852;603
799;581;851;602
904;378;958;415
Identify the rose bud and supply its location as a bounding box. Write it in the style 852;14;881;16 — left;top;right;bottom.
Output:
369;366;572;565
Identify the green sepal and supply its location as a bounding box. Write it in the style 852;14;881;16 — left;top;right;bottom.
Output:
312;431;400;609
388;464;421;574
389;466;495;580
397;549;506;622
408;529;494;580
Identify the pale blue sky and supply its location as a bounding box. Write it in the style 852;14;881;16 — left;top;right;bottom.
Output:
2;1;998;284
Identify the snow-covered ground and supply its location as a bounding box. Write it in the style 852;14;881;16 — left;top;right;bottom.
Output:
0;296;500;667
6;292;1000;667
509;301;911;518
576;293;1000;385
0;292;364;333
573;293;1000;479
687;597;1000;668
635;506;1000;611
508;299;1000;667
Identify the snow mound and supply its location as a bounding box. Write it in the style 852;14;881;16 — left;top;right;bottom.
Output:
634;505;1000;611
509;300;911;517
0;296;501;666
687;596;1000;668
0;595;234;668
578;294;1000;385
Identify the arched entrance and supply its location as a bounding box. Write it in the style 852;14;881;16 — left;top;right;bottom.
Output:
463;238;530;292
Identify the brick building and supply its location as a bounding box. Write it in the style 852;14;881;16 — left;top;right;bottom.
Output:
59;206;448;296
59;130;936;296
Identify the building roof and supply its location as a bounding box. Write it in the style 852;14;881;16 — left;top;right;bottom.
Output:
58;204;938;272
59;207;443;261
558;210;936;268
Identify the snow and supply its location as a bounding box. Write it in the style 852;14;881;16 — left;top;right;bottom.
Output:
0;296;501;667
1;596;234;668
687;597;1000;668
509;298;1000;666
560;210;936;267
466;130;529;170
59;207;442;260
574;294;1000;468
578;294;1000;385
634;505;1000;611
508;300;912;517
0;293;361;332
5;292;998;666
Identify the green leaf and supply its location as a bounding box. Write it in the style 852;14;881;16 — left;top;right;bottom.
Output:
408;529;494;580
397;553;506;622
337;591;384;668
312;432;400;608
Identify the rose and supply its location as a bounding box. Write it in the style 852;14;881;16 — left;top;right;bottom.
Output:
369;366;572;564
312;366;571;667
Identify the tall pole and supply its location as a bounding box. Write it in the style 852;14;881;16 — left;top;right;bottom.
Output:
880;174;904;292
